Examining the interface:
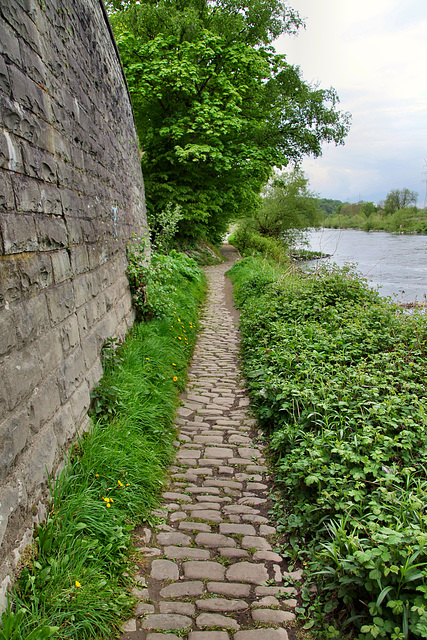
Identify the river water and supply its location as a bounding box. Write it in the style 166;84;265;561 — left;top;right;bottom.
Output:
304;229;427;304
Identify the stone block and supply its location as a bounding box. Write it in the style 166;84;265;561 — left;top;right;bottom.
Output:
0;58;10;94
0;407;30;478
40;183;62;215
0;256;22;305
0;21;22;67
21;424;57;495
60;314;80;355
17;252;53;296
9;66;51;121
46;281;75;325
2;347;42;411
0;212;38;254
85;294;106;328
37;328;62;372
85;354;103;387
57;349;85;402
35;215;68;251
0;131;24;173
0;172;16;210
1;2;41;57
69;244;90;276
21;142;56;183
81;331;99;369
52;403;75;448
28;376;61;434
51;250;72;284
69;381;90;426
11;174;42;213
13;292;50;346
19;39;47;86
0;308;17;355
0;483;20;548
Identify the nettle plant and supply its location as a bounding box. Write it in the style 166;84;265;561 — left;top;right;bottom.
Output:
229;256;427;640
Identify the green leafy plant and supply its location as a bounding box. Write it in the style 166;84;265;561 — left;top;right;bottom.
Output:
229;254;427;639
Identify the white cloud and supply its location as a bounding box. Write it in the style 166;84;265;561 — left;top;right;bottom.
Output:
275;0;427;205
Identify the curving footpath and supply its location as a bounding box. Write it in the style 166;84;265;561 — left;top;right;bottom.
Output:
121;245;301;640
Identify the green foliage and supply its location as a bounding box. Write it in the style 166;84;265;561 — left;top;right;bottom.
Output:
229;226;291;264
384;188;418;215
324;204;427;234
229;255;427;639
4;253;205;639
110;0;350;242
246;168;320;241
314;197;345;217
126;241;203;320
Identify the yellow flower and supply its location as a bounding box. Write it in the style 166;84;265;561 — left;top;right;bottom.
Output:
126;483;130;486
178;337;182;340
75;581;82;588
177;318;180;322
146;357;150;361
106;503;111;508
95;473;99;477
172;363;176;366
118;480;124;487
173;376;178;382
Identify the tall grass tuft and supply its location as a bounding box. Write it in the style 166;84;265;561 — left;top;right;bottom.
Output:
4;251;205;639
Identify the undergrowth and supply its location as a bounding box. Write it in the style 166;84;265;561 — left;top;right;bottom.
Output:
2;249;205;639
228;255;427;640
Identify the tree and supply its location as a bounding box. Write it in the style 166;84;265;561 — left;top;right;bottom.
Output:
110;0;351;242
384;188;418;214
247;168;320;241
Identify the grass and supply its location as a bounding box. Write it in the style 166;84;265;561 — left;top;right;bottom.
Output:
2;251;206;640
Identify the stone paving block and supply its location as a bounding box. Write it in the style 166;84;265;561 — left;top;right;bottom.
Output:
196;613;240;631
251;609;296;623
160;582;205;598
219;523;256;535
234;631;288;640
242;536;272;551
141;614;193;630
151;560;179;581
160;601;196;616
188;510;223;522
156;532;191;546
183;561;225;580
207;582;251;598
196;598;248;612
219;548;249;559
225;562;269;585
164;546;211;560
179;521;212;532
195;533;236;548
253;551;283;562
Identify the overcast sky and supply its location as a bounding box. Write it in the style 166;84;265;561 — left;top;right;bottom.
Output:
275;0;427;207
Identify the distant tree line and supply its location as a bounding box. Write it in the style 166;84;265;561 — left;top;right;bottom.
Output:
322;188;427;234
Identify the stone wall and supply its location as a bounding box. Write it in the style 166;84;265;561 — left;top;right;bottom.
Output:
0;0;148;603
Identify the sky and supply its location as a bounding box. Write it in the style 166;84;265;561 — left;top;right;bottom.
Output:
274;0;427;207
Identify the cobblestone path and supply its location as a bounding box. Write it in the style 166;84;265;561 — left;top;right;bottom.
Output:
121;246;300;640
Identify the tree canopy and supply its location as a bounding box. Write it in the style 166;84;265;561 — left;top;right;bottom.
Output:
109;0;351;242
247;168;320;241
384;188;418;215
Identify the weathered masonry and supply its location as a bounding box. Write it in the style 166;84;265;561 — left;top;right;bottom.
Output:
0;0;148;604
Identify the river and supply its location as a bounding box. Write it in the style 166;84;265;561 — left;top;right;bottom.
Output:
304;229;427;304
